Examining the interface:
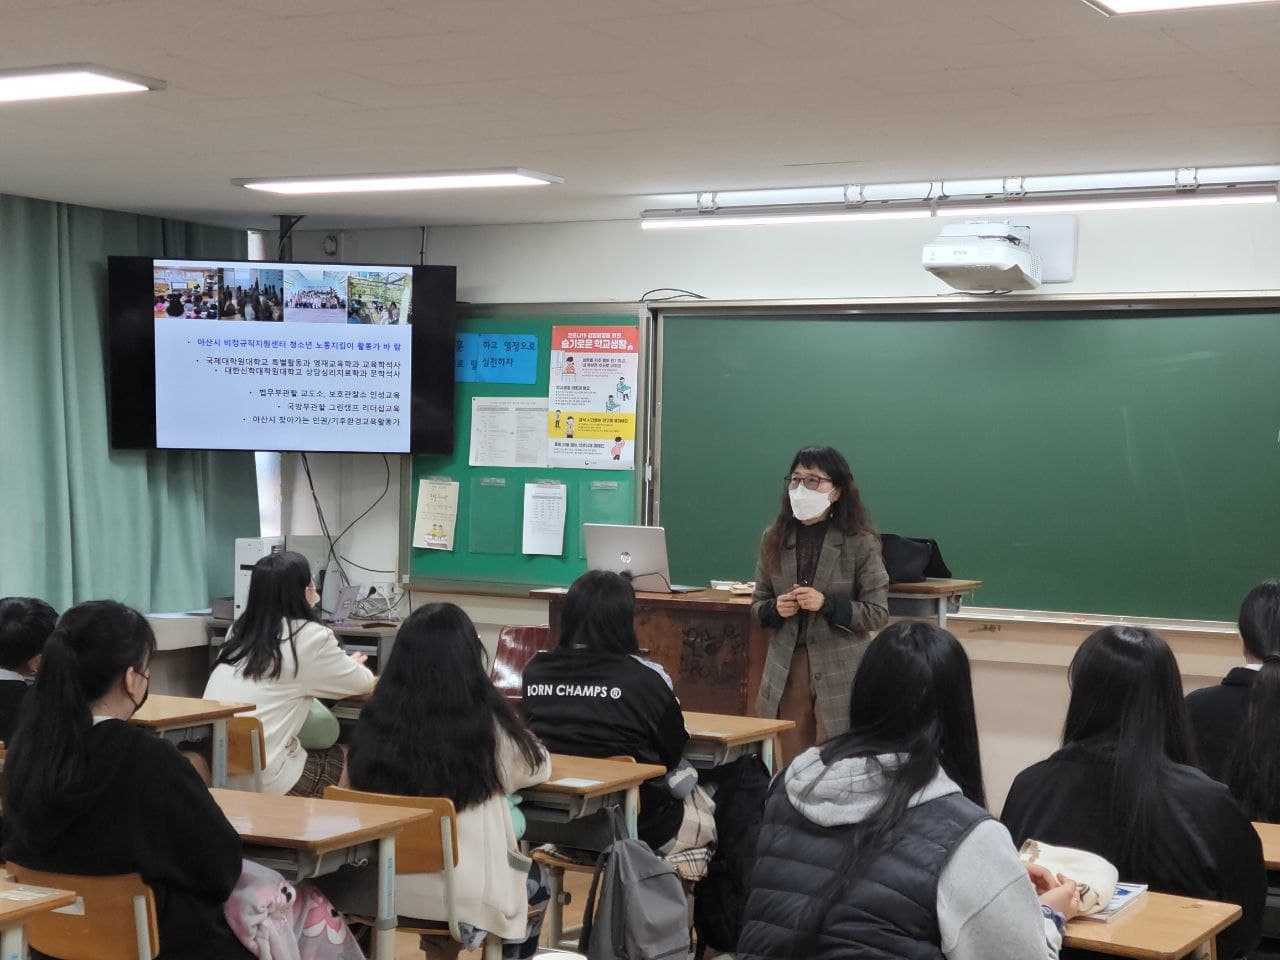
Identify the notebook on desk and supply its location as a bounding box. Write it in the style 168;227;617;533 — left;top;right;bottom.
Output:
583;524;701;593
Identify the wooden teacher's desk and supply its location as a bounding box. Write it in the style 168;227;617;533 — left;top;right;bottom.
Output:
530;579;981;716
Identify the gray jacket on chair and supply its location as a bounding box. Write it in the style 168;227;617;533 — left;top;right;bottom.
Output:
751;527;889;739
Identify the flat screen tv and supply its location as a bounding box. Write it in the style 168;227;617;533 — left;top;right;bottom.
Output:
107;256;456;454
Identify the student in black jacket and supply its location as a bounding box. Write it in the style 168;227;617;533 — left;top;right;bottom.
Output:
1186;580;1280;820
522;570;689;850
1002;625;1265;960
0;596;55;743
1;601;252;960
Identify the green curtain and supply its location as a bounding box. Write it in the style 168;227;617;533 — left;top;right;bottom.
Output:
0;193;259;612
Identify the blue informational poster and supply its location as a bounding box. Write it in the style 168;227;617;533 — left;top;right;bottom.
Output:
455;332;539;384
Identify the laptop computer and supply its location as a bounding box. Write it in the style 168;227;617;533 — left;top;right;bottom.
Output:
583;524;702;593
325;583;364;624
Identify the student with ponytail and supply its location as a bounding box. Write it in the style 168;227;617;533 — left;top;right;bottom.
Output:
738;621;1076;960
1;601;251;960
1187;579;1280;819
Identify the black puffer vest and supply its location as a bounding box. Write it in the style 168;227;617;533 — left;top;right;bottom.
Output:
737;780;988;960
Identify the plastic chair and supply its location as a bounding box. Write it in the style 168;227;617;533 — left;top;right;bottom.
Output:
8;865;158;960
489;625;554;706
323;786;503;960
225;715;267;791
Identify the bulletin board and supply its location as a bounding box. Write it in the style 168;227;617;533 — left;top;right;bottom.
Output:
406;308;639;588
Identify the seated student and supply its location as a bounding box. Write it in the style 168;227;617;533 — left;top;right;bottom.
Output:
1002;625;1265;960
0;596;55;743
204;551;375;796
1186;580;1280;819
738;620;1077;960
521;569;691;853
2;601;252;960
345;603;551;960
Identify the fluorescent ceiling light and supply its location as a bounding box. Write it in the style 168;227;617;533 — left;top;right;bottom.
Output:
1083;0;1279;13
236;169;563;195
0;64;161;103
641;207;932;229
942;188;1277;217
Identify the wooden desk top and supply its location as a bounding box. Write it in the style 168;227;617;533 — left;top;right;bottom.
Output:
684;711;795;744
533;755;666;798
534;579;982;608
1063;892;1240;959
1255;821;1280;870
0;879;78;928
885;578;983;596
131;695;252;729
206;618;399;641
211;788;428;854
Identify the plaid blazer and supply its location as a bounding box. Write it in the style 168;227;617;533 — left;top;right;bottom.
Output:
751;528;889;740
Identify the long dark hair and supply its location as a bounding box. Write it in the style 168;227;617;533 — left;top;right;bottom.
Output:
3;601;155;836
558;570;638;655
347;603;544;811
1226;580;1280;820
761;446;874;576
217;551;318;681
0;596;57;670
1062;625;1194;875
791;621;984;959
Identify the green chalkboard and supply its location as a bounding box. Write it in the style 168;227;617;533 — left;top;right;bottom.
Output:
408;311;637;587
657;310;1280;621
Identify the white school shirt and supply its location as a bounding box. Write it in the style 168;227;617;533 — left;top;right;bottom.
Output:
204;619;375;794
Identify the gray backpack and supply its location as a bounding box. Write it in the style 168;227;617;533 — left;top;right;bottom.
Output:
577;808;690;960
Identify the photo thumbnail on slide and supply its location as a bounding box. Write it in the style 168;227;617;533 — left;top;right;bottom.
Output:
346;270;411;325
283;269;349;324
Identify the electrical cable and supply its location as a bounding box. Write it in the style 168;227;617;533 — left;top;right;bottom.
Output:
638;288;707;301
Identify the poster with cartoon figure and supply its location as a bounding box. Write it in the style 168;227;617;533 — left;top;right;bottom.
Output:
548;325;637;470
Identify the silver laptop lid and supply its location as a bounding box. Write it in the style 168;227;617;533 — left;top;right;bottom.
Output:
583;524;675;593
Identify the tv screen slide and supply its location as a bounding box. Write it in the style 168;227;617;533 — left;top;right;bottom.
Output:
107;257;456;454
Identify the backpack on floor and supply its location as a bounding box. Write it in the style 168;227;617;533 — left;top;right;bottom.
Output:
692;754;772;955
578;807;690;960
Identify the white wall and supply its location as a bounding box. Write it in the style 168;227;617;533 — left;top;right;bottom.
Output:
279;203;1280;580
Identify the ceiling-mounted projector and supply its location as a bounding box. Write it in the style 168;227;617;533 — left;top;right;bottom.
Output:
923;220;1043;292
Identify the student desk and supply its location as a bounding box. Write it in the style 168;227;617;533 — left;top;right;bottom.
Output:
205;617;399;673
683;711;794;774
886;578;984;630
0;879;77;960
1255;821;1280;869
519;754;665;844
211;788;427;960
131;695;252;788
1063;892;1240;960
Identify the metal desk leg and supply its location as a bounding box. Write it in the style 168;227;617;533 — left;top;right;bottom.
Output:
624;787;640;839
211;719;229;788
937;596;948;630
762;737;775;775
375;835;397;959
1;925;24;960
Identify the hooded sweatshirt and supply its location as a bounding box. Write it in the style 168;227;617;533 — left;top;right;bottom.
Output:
739;748;1061;960
2;719;252;960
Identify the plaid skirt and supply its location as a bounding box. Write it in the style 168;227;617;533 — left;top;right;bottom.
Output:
287;745;346;797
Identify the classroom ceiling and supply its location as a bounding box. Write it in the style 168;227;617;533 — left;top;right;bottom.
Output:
1;0;1279;230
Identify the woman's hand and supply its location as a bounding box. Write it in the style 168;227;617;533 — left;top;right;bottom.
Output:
791;586;826;612
348;651;368;666
775;592;801;618
1027;864;1082;921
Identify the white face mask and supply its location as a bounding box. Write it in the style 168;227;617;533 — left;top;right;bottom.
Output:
789;485;832;522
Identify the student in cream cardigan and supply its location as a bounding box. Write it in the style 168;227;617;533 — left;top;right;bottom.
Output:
204;552;375;795
346;603;551;960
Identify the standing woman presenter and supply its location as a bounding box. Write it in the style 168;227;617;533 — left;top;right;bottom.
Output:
752;446;889;765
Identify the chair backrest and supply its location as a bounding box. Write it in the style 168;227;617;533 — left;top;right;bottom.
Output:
323;786;458;874
225;716;266;789
9;865;158;960
490;625;553;705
